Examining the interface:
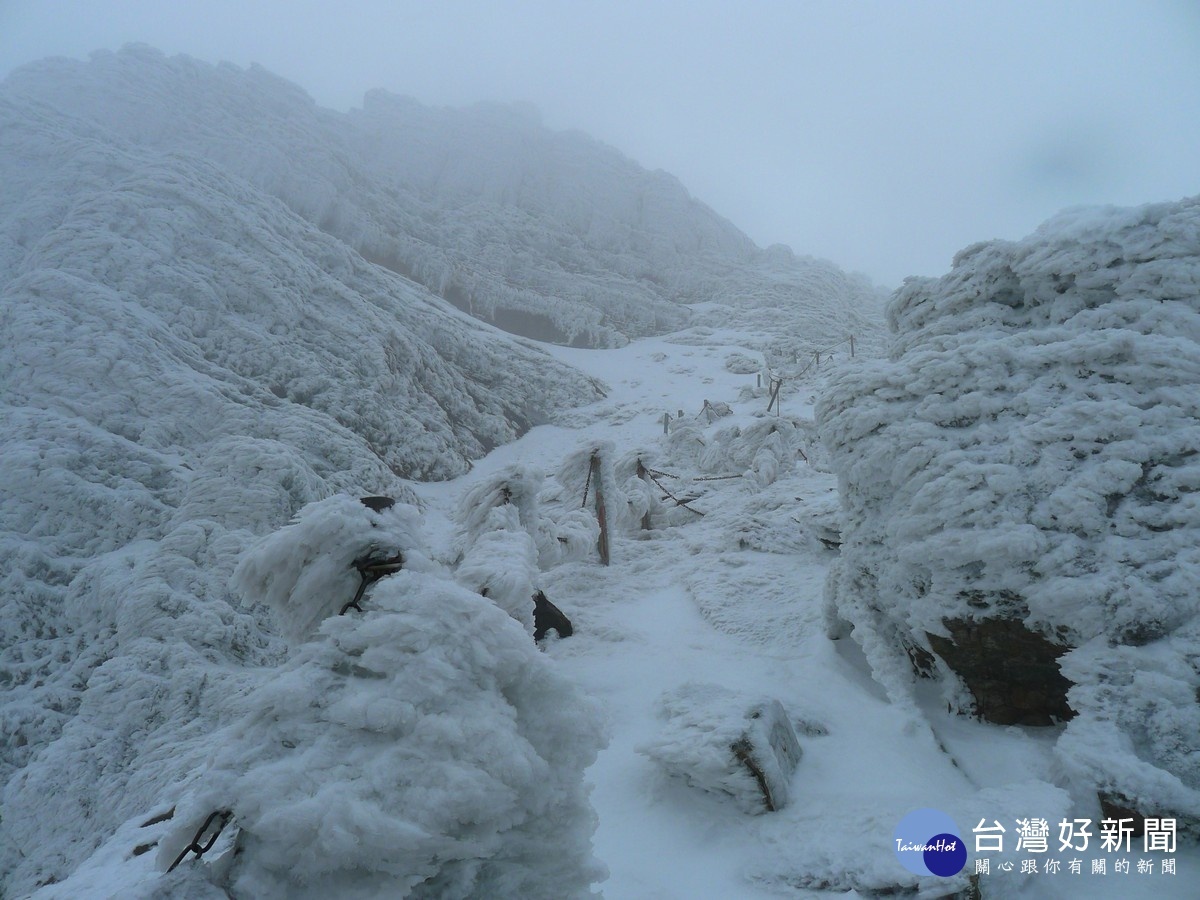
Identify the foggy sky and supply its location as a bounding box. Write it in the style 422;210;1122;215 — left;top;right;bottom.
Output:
2;0;1197;287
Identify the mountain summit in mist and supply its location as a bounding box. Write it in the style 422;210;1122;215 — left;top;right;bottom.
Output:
3;44;885;350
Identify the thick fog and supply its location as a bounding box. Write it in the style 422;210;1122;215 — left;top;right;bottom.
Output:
2;0;1197;286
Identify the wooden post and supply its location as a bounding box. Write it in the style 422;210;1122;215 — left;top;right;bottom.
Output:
849;334;855;358
662;412;670;435
590;454;610;565
815;350;821;366
636;459;653;530
757;373;762;388
678;409;684;419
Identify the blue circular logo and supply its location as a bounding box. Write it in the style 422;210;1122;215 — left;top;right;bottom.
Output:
894;809;966;877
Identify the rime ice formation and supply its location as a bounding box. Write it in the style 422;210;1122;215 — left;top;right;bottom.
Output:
2;45;886;351
230;495;426;646
0;44;932;899
638;683;803;815
180;497;604;900
819;197;1200;822
12;496;607;899
0;56;609;894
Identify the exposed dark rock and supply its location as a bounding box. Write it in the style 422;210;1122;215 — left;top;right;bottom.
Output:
906;642;937;678
926;617;1075;726
1098;794;1146;837
359;495;396;512
341;549;404;614
533;590;573;642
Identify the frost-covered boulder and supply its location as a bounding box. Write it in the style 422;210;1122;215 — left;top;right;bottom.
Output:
818;197;1200;822
639;683;802;814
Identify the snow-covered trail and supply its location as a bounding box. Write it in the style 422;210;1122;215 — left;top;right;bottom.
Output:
414;333;1197;899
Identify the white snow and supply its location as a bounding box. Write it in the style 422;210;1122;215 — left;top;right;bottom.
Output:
1;45;886;352
178;562;605;899
232;495;425;645
8;299;1199;900
1;44;1195;900
637;683;802;815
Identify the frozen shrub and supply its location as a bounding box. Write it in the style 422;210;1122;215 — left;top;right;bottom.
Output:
232;495;425;646
169;566;607;898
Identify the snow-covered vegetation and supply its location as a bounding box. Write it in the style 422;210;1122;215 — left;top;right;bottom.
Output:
819;197;1200;827
0;59;616;893
187;496;604;899
2;41;1196;900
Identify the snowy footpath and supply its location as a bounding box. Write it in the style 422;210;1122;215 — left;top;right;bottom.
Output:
412;334;1197;900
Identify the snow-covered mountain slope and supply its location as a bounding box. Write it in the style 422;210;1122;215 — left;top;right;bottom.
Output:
818;197;1200;827
1;45;886;350
0;45;898;899
0;74;610;894
3;241;1195;897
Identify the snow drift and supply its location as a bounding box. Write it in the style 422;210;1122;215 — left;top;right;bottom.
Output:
818;197;1200;824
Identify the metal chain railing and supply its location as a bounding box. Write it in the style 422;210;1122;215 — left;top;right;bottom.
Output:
340;551;404;615
167;810;233;873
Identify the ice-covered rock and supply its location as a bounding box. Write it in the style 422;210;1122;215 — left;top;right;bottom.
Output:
639;683;802;814
818;196;1200;822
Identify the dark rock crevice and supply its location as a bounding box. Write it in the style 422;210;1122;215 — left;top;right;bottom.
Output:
926;617;1075;726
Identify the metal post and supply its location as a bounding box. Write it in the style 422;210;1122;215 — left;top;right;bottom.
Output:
636;459;653;530
767;377;782;413
591;454;610;565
